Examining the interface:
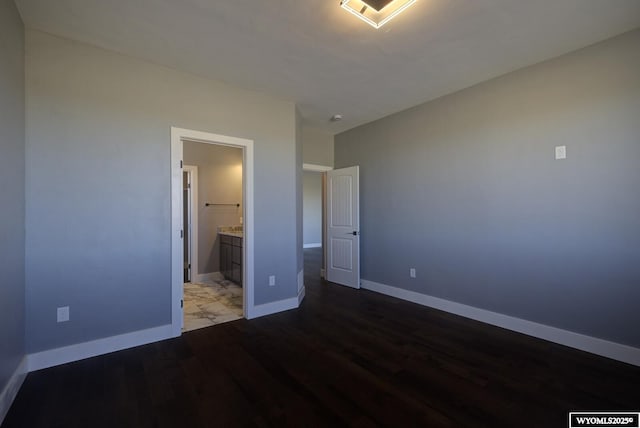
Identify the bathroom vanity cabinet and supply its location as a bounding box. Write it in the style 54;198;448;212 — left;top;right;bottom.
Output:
220;234;242;285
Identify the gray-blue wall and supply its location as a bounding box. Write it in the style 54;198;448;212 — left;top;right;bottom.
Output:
0;0;25;395
25;30;300;353
335;29;640;347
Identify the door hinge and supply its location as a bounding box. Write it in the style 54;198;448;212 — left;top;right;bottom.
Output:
181;299;183;308
180;160;183;168
180;229;184;238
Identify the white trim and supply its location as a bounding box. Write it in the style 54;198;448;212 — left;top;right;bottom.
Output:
192;271;224;284
297;267;305;304
297;269;304;292
0;357;27;425
303;163;333;172
171;127;255;328
361;280;640;367
322;174;327;281
171;130;183;336
183;165;198;283
27;325;173;372
250;297;299;319
303;243;322;249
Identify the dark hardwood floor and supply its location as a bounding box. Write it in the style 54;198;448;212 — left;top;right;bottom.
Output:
4;248;639;427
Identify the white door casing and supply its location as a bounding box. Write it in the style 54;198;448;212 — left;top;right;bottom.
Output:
326;166;360;288
171;127;255;337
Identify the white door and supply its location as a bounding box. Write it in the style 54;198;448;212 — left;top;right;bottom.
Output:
326;166;360;288
183;171;191;283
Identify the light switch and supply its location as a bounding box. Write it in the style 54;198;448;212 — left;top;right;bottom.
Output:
555;145;567;160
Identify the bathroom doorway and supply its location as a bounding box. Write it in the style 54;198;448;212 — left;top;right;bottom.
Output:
171;127;255;337
182;141;244;331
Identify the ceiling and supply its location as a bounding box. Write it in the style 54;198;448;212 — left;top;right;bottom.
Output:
14;0;640;134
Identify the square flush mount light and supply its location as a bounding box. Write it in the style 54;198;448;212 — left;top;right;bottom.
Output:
340;0;416;29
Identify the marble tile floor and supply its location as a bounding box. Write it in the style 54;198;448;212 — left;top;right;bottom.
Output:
183;279;243;332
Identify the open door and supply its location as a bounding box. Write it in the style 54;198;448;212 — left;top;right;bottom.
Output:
326;166;360;288
183;171;191;283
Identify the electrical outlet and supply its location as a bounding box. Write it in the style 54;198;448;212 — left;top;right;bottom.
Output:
410;268;416;278
57;306;70;323
269;275;276;286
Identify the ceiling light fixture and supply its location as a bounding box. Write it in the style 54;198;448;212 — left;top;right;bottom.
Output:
340;0;416;29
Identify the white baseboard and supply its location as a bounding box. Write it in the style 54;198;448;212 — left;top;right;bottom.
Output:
361;280;640;367
298;286;306;305
297;269;304;292
0;356;27;425
193;271;224;283
27;324;173;372
249;297;299;319
303;243;322;249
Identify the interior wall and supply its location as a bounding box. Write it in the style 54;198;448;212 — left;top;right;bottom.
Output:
335;29;640;347
183;142;242;275
0;0;25;398
25;30;299;353
302;126;334;166
303;171;322;246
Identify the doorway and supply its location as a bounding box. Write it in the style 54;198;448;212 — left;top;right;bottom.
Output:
301;163;361;289
303;170;323;250
302;163;332;280
171;127;255;337
182;142;244;331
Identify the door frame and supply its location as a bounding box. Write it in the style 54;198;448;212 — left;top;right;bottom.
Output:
183;165;198;283
171;127;255;337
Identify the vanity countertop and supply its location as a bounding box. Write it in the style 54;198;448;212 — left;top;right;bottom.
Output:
218;231;243;238
218;225;243;238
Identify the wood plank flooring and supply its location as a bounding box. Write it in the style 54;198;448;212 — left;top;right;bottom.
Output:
3;248;639;427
